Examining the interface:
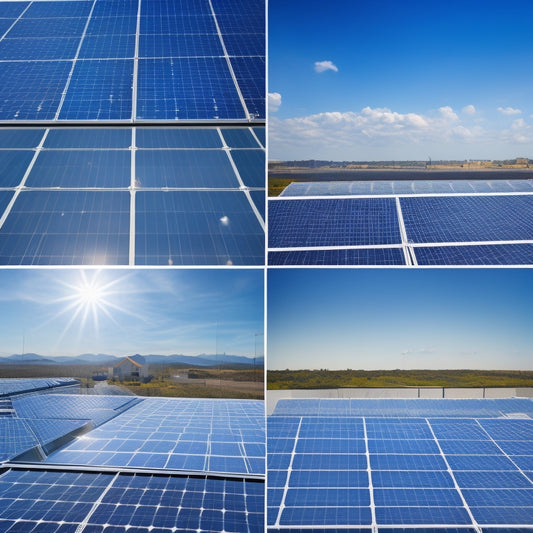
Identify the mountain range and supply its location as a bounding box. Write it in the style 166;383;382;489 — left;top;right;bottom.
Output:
0;353;264;367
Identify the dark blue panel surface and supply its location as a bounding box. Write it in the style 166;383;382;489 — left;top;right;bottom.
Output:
140;15;217;34
79;34;136;59
8;17;87;38
136;128;222;148
86;15;137;35
370;454;446;471
252;126;265;146
250;189;264;220
222;128;259;148
135;150;238;188
0;191;13;219
374;488;463;507
137;57;245;120
26;150;130;188
0;61;72;120
269;198;401;247
471;506;533;525
415;244;533;265
59;59;133;120
0;2;29;18
0;37;80;60
139;32;224;58
24;1;93;18
229;56;265;119
402;195;533;243
44;128;130;149
376;505;472;525
280;505;372;526
0;191;129;265
0;129;45;149
268;248;406;266
0;151;34;187
223;33;265;57
92;0;138;18
135;191;264;265
231;150;264;188
0;419;38;461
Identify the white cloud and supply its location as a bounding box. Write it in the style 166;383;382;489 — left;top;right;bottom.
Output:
268;92;282;113
498;106;522;115
314;60;338;73
462;104;476;115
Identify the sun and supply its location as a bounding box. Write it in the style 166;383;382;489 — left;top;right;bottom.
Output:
76;280;105;305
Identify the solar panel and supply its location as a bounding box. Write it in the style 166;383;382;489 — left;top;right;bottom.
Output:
268;398;533;531
46;398;265;476
0;0;265;266
269;180;533;265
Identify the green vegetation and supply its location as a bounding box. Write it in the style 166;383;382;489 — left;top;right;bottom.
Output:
187;368;263;382
269;177;293;196
267;369;533;390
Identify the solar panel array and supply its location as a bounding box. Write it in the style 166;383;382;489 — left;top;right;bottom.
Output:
0;377;80;397
0;387;265;533
0;0;265;266
269;180;533;265
268;398;533;532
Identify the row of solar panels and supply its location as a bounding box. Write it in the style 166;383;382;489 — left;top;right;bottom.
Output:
0;0;265;121
0;377;80;397
268;399;533;530
269;193;533;265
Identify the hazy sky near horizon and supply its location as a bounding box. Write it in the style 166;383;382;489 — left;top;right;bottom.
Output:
268;269;533;371
268;0;533;161
0;269;263;358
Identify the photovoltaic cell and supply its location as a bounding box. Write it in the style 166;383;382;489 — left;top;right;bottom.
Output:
0;190;130;265
269;248;406;266
136;127;223;148
135;191;264;265
268;198;401;248
0;37;81;60
414;243;533;265
0;151;35;187
401;195;533;243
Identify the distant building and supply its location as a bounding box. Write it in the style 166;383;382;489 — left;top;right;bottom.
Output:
110;356;148;382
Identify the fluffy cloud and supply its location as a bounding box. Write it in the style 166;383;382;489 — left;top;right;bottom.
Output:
269;105;533;160
314;60;338;73
268;92;282;113
498;106;522;115
462;104;476;115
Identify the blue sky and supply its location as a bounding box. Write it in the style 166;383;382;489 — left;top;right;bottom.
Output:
268;269;533;371
269;0;533;161
0;269;264;359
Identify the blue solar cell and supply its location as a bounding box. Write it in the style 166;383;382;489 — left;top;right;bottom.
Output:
454;471;532;489
221;128;260;148
140;15;217;35
290;469;368;488
8;17;87;38
136;128;222;148
91;1;138;18
285;487;370;507
0;129;43;149
376;505;472;525
0;37;80;60
230;56;265;119
59;59;133;120
371;454;446;471
135;150;239;188
369;439;440;454
478;419;533;441
79;34;136;59
252;127;265;146
0;151;34;187
0;3;28;18
139;32;224;58
402;195;533;243
250;189;265;220
497;440;533;455
374;488;463;507
85;15;137;35
135;191;264;265
223;33;265;57
439;439;503;455
0;61;72;120
280;505;372;526
414;244;533;265
26;150;130;187
269;198;401;247
137;57;246;120
470;506;533;525
269;248;406;266
296;438;366;454
0;19;13;36
231;150;264;188
292;454;367;470
0;419;39;461
372;470;455;488
463;488;533;507
216;13;264;34
23;1;93;18
0;191;130;265
44;128;131;149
